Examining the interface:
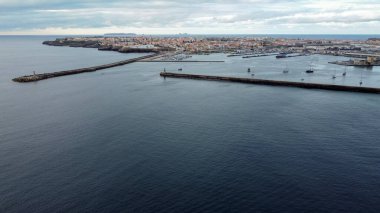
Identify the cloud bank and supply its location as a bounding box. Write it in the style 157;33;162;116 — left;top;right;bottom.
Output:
1;0;380;34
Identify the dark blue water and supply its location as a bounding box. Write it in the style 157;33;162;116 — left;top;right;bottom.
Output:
1;36;380;213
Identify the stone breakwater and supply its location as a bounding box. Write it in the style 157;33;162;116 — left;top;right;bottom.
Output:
13;54;158;83
160;72;380;94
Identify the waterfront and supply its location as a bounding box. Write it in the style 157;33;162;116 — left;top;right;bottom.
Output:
160;53;380;88
1;36;380;212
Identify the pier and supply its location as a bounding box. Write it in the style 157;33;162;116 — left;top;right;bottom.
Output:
275;53;311;59
13;54;158;83
140;60;225;63
242;53;278;58
160;72;380;94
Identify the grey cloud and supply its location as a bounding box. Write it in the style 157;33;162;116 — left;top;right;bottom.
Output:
0;0;379;33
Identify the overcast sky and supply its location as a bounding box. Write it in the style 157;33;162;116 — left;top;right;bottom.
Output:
1;0;380;35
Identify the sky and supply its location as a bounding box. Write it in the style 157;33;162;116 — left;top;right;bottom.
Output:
1;0;380;35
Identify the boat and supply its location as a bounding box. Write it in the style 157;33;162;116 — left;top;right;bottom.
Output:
306;64;314;73
178;68;183;71
343;66;347;76
247;68;251;73
276;53;287;59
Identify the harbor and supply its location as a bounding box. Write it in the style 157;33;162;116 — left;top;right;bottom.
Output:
2;34;380;213
12;52;380;88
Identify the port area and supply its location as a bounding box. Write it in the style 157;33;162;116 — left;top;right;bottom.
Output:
329;53;380;67
160;72;380;94
139;52;224;62
13;54;158;83
329;60;380;67
227;53;278;58
227;52;311;59
275;53;311;59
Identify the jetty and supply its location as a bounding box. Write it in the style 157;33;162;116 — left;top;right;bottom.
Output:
242;53;278;58
275;53;311;59
13;54;158;83
160;72;380;94
140;60;225;63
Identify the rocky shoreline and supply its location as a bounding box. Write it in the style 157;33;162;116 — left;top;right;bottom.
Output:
42;38;173;53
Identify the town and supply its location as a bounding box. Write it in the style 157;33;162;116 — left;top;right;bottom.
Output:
43;35;380;66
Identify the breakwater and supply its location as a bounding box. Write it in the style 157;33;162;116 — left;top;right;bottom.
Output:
160;72;380;94
13;54;158;83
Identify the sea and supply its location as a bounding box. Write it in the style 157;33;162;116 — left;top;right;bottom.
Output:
1;35;380;213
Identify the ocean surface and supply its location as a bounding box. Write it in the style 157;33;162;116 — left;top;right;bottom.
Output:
1;36;380;213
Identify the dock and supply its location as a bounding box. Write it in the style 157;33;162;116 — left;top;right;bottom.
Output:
13;54;159;83
140;60;225;63
242;53;278;58
275;53;311;59
160;72;380;94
